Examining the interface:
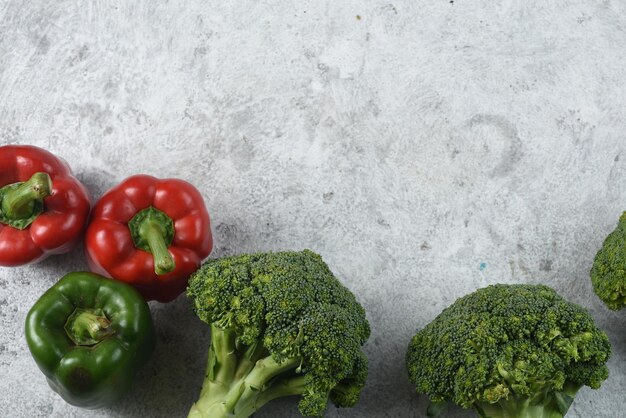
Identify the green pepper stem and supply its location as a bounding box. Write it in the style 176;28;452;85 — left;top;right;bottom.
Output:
65;308;114;346
1;172;52;220
140;219;175;275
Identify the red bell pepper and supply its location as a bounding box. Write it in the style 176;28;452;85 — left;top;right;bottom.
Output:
0;145;90;266
85;174;212;302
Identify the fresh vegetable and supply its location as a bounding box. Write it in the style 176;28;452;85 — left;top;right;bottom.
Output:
25;272;155;408
186;250;370;418
0;145;90;266
406;284;610;418
85;174;212;302
591;211;626;310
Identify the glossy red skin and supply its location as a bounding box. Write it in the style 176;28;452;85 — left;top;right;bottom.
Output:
85;174;212;302
0;145;91;266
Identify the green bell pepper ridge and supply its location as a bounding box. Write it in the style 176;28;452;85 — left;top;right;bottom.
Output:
25;272;156;408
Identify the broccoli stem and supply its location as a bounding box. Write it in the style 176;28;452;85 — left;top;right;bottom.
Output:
188;324;304;418
478;401;562;418
236;373;308;417
476;384;580;418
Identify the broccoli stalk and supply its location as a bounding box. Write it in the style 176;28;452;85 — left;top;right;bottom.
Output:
473;382;580;418
188;325;305;418
407;284;611;418
186;250;370;418
428;382;580;418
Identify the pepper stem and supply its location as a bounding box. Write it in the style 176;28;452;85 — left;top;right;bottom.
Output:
64;308;114;346
141;219;175;274
1;172;52;220
128;206;176;275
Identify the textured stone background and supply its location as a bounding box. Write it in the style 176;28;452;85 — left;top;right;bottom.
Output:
1;1;625;417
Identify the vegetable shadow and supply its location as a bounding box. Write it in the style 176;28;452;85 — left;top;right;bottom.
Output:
103;294;209;417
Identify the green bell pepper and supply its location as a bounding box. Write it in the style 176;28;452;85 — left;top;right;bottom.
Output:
25;272;156;408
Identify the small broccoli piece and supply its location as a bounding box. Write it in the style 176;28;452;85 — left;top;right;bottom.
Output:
591;212;626;310
406;284;611;418
186;250;370;418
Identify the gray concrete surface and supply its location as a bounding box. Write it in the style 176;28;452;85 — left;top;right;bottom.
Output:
1;1;625;417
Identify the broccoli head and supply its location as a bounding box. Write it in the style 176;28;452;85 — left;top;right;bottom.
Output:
186;250;370;418
591;211;626;310
406;284;610;418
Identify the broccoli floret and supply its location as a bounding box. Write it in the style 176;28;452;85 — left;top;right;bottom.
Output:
591;212;626;310
406;284;611;418
186;250;370;418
